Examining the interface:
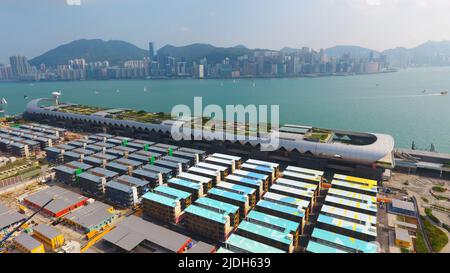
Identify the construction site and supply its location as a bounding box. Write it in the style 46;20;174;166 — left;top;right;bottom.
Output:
0;117;449;254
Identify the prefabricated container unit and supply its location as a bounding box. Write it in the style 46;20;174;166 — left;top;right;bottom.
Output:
216;181;257;208
275;177;319;199
33;224;65;250
105;148;128;158
91;152;118;163
320;205;377;231
106;138;123;146
154;185;192;210
132;169;163;188
147;146;170;155
93;141;116;149
327;188;377;205
225;174;264;199
11;142;29;157
207;188;250;219
82;156;107;168
67;141;87;148
135;150;163;159
89;167;120;180
282;171;322;188
285;166;324;177
235;220;294;253
168;178;204;201
269;184;315;210
232;170;269;192
19;139;41;154
44;147;65;163
142;164;173;181
254;200;306;233
126;140;155;150
171;150;199;165
114;145;138;155
308;227;378;253
211;153;242;168
35;137;52;150
63;151;85;162
85;144;105;153
330;179;378;197
14;233;45;253
177;172;212;194
55;144;77;151
105;161;133;175
245;159;280;177
142;191;183;224
154;143;180;151
261;191;311;222
54;165;80;185
323;195;377;216
0;139;12;153
183;204;232;242
178;147;207;160
240;163;275;184
205;156;235;173
224;233;285;254
153;160;182;177
105;181;139;208
187;167;220;185
195;197;240;229
116;158;143;170
114;174;151;197
246;210;300;249
315;214;377;242
162;155;191;171
196;162;228;180
78;172;108;196
128;151;162;164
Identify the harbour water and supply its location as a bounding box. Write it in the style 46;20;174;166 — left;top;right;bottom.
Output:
1;67;449;152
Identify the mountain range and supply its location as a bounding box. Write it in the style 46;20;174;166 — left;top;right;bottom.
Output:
29;39;450;67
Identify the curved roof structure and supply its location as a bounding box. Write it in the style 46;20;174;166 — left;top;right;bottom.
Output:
25;98;395;167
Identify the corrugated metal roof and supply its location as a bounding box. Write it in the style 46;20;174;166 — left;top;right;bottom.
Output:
184;205;228;224
226;234;284;253
63;201;114;229
238;220;293;245
103;215;191;252
33;224;62;239
14;233;43;251
306;240;347;253
311;228;378;253
154;186;191;200
208;188;248;203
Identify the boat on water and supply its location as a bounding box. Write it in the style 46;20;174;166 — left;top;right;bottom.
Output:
441;91;448;95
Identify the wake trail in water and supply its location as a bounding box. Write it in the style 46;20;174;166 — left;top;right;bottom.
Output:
357;93;443;100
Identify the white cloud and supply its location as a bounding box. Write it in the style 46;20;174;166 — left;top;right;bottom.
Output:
66;0;82;6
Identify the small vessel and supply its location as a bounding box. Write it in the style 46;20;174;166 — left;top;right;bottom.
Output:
94;91;99;95
143;87;147;92
441;91;448;95
422;89;426;93
252;81;256;87
116;89;120;93
24;95;29;99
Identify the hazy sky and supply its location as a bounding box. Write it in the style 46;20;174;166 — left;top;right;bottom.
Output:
1;0;450;63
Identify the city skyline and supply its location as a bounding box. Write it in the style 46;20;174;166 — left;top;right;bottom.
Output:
2;0;450;63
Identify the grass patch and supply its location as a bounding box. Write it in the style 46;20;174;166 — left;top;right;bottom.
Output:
421;197;429;203
414;230;429;253
421;216;448;252
432;186;447;193
425;208;440;224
